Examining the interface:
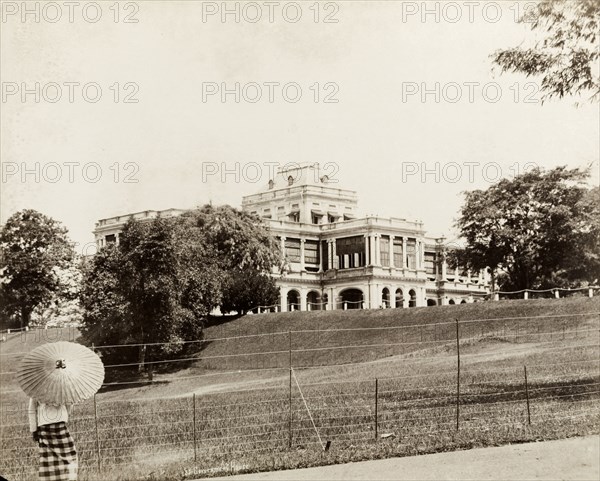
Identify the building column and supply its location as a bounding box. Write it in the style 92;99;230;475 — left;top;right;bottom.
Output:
364;234;369;267
418;287;426;307
369;283;379;309
332;238;338;269
280;288;288;312
318;240;324;273
280;236;286;258
300;238;306;272
441;255;448;280
329;287;335;310
389;235;395;268
300;287;308;311
115;233;120;246
415;240;420;269
369;234;376;267
375;234;381;266
402;237;408;269
327;240;333;270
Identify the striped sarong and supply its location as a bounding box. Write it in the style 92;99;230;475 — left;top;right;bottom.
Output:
37;422;78;481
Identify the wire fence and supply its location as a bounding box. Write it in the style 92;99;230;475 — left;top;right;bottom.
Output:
495;286;600;301
0;312;599;480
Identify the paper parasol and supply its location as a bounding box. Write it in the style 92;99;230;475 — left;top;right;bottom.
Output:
17;341;105;405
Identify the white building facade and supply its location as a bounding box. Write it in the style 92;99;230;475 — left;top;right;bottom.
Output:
94;164;489;312
242;164;489;311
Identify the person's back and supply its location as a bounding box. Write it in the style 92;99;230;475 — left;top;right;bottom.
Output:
28;398;77;481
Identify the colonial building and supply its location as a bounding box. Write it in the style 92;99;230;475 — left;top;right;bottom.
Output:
94;208;186;248
93;164;489;311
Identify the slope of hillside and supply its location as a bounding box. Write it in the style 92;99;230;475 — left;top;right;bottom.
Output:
1;298;597;403
1;298;598;481
104;297;599;400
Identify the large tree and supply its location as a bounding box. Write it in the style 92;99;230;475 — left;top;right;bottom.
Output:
80;204;281;369
80;216;222;369
492;0;599;102
454;167;598;291
178;205;282;315
0;210;75;327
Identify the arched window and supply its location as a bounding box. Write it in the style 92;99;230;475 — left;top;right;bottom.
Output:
268;179;274;190
382;288;390;308
408;289;417;308
288;176;294;186
338;288;364;310
287;290;300;311
395;289;404;308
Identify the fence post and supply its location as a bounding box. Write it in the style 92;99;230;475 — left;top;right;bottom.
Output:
374;378;379;441
524;366;531;425
93;394;101;471
455;319;460;431
288;331;293;449
192;393;197;462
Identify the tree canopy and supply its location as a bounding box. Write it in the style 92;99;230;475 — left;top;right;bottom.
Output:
492;0;599;102
79;204;281;371
453;167;599;291
0;209;75;327
220;270;280;315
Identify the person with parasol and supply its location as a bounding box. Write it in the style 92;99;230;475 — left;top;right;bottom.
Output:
17;341;105;481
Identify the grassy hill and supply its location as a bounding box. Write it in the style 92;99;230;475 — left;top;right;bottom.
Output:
1;297;598;402
1;298;598;481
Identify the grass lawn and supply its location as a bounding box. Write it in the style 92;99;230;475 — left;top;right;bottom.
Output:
0;297;598;480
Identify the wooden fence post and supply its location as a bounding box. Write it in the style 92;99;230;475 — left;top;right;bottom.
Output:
524;366;531;425
374;378;379;441
93;394;101;471
288;331;293;449
192;393;197;462
455;319;461;431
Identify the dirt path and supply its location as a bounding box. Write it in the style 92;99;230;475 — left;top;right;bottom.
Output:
195;435;599;481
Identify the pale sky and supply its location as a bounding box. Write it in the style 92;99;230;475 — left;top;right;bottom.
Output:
1;1;598;252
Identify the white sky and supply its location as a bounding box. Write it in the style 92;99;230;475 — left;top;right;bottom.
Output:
1;1;598;252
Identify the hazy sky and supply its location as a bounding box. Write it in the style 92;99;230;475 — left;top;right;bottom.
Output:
2;1;598;252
